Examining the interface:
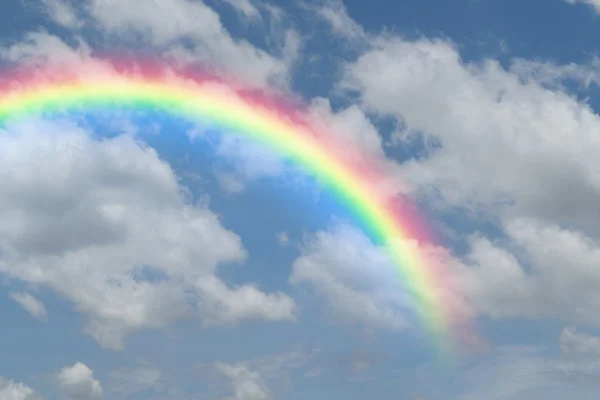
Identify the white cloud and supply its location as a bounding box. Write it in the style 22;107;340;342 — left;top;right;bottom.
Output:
332;30;600;328
58;362;103;400
304;97;407;199
1;31;90;68
0;31;116;83
340;36;600;237
220;0;261;21
197;275;297;326
9;292;48;321
41;0;83;29
560;327;600;355
449;218;600;326
0;119;295;349
286;215;600;330
79;0;299;89
510;57;600;89
290;224;411;331
215;362;275;400
0;378;40;400
302;0;366;41
30;0;302;89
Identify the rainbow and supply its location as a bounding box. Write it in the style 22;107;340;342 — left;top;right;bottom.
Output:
0;66;471;358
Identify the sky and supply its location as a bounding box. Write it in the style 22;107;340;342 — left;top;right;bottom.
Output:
2;0;600;399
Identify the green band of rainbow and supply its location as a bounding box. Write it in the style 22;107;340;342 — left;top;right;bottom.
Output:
0;72;465;357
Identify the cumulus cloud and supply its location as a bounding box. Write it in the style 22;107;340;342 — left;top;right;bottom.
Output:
58;362;103;400
448;218;600;327
0;119;295;349
326;29;600;330
9;292;48;321
288;216;600;331
0;377;40;400
340;36;600;236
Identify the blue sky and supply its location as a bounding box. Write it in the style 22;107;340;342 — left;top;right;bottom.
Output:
2;0;600;399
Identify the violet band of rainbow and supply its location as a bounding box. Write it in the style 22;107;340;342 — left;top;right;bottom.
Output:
0;75;466;358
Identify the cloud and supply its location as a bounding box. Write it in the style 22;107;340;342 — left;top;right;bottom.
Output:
58;362;103;400
220;0;261;21
1;31;91;68
0;377;40;400
197;275;297;326
75;0;299;89
290;223;411;331
9;292;48;321
41;0;83;29
286;214;600;330
197;347;322;396
331;29;600;329
0;119;295;349
215;362;275;400
448;218;600;327
509;57;600;89
560;327;600;356
276;232;289;246
302;0;366;41
214;170;246;194
340;35;600;237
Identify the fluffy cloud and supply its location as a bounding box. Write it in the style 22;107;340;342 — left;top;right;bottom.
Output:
340;35;600;237
58;362;103;400
450;218;600;326
316;22;600;331
9;292;48;321
289;216;600;331
0;119;295;349
0;378;40;400
290;224;411;331
67;0;298;89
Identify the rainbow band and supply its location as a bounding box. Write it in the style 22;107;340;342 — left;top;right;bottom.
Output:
0;74;459;357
